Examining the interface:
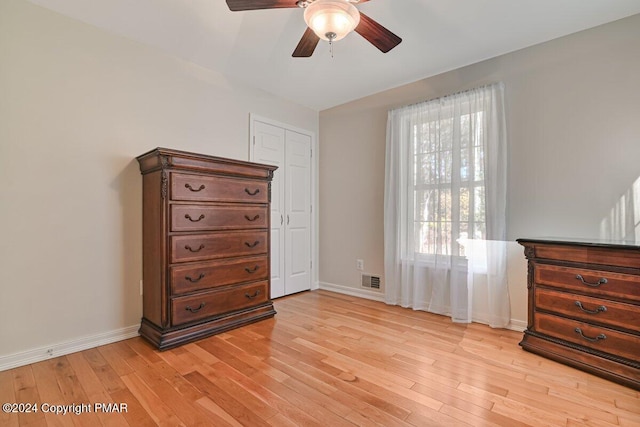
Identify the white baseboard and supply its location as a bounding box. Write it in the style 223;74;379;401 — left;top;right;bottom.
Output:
507;319;527;332
0;325;139;372
319;281;527;332
318;281;385;302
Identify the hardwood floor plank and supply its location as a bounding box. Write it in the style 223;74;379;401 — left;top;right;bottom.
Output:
411;382;494;412
120;373;184;426
194;396;241;427
197;337;290;384
196;364;324;427
182;342;221;365
203;361;355;427
26;360;75;427
65;353;129;427
619;414;640;427
95;344;135;379
50;357;104;426
298;355;448;420
184;371;273;427
205;373;279;421
0;370;19;427
119;355;212;426
565;418;621;427
263;412;302;427
292;360;412;420
390;352;460;389
124;339;162;365
12;365;46;426
405;408;472;426
264;356;339;398
81;349;126;395
615;394;640;415
109;388;157;427
2;290;638;427
151;361;205;404
487;394;571;427
293;337;416;389
337;346;462;393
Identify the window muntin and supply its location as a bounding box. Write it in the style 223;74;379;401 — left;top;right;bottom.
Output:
410;109;486;257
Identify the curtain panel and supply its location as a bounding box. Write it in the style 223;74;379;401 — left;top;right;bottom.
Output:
384;82;509;328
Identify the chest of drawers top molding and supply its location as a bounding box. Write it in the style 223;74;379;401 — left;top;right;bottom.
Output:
137;147;277;350
520;238;640;280
517;238;640;390
137;147;276;193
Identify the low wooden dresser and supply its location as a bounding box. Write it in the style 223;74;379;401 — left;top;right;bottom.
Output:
137;148;277;349
517;238;640;389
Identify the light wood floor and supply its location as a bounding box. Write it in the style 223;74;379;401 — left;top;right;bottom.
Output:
1;290;638;426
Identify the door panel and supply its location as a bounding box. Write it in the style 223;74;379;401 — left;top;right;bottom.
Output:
270;227;283;295
285;130;311;294
252;120;312;297
290;228;310;276
253;121;286;298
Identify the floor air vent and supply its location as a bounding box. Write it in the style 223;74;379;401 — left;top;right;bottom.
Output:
361;274;381;290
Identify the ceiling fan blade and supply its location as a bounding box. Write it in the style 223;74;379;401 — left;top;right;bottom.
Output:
292;27;320;57
226;0;297;12
355;12;402;53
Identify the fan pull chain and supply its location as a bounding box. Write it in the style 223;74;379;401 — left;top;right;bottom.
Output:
326;31;337;58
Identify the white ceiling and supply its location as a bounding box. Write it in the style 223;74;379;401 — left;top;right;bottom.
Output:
27;0;640;111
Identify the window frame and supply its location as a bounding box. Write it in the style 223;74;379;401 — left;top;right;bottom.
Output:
406;104;487;258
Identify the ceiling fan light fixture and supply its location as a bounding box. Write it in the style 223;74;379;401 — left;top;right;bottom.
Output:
304;0;360;42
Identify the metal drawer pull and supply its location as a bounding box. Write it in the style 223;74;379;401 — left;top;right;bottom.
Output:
574;301;607;314
185;244;205;252
245;290;261;299
185;302;205;313
185;183;205;192
575;275;607;287
185;214;205;222
245;188;260;196
574;328;606;343
245;265;260;273
245;241;260;248
185;273;205;283
244;214;260;222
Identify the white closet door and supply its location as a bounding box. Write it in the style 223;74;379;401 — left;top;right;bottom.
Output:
253;121;286;299
284;130;311;294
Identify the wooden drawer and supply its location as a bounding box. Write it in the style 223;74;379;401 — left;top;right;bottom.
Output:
171;281;269;326
535;264;640;303
171;173;268;203
534;244;640;269
171;231;267;263
535;312;640;362
535;288;639;333
171;204;268;232
170;256;269;295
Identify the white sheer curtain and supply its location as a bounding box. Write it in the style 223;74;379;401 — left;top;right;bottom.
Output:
384;83;510;328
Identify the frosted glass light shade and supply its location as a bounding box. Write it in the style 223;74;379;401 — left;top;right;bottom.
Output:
304;0;360;41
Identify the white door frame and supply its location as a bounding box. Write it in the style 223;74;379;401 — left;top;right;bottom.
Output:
249;114;319;292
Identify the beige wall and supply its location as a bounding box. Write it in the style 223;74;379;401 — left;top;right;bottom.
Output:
0;0;318;361
319;14;640;326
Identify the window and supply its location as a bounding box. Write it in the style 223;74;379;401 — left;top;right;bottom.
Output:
384;82;509;327
412;108;486;257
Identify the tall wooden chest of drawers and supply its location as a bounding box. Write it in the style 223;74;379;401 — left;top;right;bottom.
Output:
518;238;640;389
137;148;277;349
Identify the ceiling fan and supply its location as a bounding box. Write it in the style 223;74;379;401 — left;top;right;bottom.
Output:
225;0;402;57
